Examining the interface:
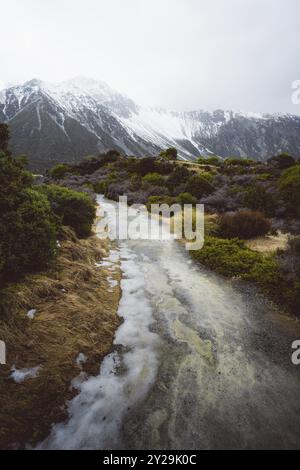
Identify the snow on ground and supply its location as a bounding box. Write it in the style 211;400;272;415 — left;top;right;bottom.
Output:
10;365;41;383
76;353;87;366
27;309;37;319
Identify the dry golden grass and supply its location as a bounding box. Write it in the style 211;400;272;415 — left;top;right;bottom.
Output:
176;160;218;174
0;226;121;449
245;231;289;253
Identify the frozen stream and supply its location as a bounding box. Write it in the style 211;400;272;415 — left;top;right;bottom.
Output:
40;196;300;450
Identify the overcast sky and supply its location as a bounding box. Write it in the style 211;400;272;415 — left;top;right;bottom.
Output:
1;0;300;113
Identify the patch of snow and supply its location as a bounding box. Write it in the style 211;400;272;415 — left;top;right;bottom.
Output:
76;353;87;366
107;277;118;288
10;365;41;383
36;103;42;131
27;309;37;319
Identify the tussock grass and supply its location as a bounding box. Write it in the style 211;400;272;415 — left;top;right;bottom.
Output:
0;227;121;449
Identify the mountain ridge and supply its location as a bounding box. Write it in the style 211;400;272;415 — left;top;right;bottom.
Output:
1;77;300;170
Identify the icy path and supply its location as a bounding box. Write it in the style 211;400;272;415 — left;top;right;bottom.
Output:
40;196;300;450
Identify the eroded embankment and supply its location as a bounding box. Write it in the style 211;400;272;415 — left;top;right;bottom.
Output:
0;226;121;449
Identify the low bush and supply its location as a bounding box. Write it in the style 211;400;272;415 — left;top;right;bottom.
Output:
191;237;292;302
177;192;197;205
147;195;179;210
268;153;296;170
137;157;158;176
129;174;142;191
190;237;299;312
191;236;276;277
0;188;57;283
243;185;278;216
185;172;215;199
142;172;165;186
49;163;72;179
218;210;271;239
224;157;255;166
278;165;300;215
39;185;96;237
197;156;221;166
92;180;109;193
167;166;190;192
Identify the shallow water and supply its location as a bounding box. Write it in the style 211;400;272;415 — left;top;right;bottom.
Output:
40;196;300;450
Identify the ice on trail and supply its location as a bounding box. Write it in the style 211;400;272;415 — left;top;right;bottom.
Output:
95;249;120;270
38;232;160;449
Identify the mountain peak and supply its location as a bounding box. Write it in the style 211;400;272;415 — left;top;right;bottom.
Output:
24;78;43;88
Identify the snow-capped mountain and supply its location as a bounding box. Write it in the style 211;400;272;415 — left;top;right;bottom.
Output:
1;77;300;170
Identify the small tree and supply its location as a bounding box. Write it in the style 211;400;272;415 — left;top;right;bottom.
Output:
159;147;178;161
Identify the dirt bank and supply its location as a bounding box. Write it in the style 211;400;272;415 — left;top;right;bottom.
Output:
0;226;121;449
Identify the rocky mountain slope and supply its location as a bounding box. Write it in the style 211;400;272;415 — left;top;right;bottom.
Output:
1;77;300;170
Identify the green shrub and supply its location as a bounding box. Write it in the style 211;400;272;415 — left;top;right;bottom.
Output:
129;174;142;191
191;236;299;314
243;186;277;216
224;157;255;166
256;173;273;181
167;165;190;191
268;153;296;170
0;188;57;282
218;210;271;239
197;156;221;165
0;127;58;283
147;195;179;210
93;180;109;193
40;185;96;237
191;236;272;275
177;192;197;205
49;163;72;179
185;172;215;199
154;159;173;175
278;165;300;215
142;172;165;186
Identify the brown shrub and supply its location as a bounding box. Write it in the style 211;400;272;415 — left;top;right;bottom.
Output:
218;210;271;240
